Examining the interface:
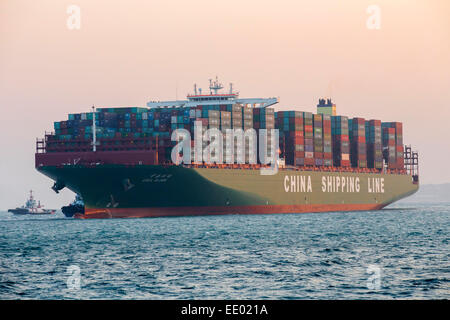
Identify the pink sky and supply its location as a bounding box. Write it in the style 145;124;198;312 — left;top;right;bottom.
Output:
1;0;449;209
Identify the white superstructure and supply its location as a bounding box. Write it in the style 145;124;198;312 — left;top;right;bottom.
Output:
147;77;279;109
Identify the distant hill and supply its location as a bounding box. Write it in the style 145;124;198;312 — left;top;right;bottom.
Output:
400;183;450;203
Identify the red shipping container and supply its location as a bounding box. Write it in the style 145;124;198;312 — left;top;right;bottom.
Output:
289;118;303;125
341;160;351;167
333;135;349;141
286;151;305;158
357;136;366;143
389;122;402;131
196;118;209;126
292;137;304;144
289;131;304;138
369;119;381;126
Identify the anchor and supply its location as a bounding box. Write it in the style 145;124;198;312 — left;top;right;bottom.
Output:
51;180;66;193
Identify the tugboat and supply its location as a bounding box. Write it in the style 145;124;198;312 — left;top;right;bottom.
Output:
61;194;85;218
8;190;56;215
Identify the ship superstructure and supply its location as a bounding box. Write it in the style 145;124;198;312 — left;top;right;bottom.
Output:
8;190;56;215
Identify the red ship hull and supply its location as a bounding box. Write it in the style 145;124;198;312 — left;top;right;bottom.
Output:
76;203;384;219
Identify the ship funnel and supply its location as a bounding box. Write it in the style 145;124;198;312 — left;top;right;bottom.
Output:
317;98;336;116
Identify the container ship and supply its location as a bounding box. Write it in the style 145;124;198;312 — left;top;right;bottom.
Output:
35;78;419;219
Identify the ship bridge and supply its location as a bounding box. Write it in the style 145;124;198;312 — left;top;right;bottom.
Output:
147;77;279;109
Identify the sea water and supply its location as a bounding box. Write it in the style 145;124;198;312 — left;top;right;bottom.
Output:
0;202;448;299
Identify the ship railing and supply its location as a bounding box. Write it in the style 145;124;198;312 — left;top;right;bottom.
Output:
180;162;408;174
52;159;409;175
46;160;408;176
39;148;410;176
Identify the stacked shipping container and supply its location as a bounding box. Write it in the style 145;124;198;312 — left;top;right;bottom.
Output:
322;115;332;167
302;112;314;166
349;118;367;168
382;127;396;169
331;116;350;167
254;108;275;163
366;120;383;169
313;114;323;166
242;106;253;130
229;104;242;129
47;103;405;171
276;111;304;166
382;122;403;169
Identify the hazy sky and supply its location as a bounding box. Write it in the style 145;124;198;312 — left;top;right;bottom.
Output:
1;0;449;209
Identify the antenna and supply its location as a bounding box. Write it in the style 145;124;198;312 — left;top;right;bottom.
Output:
92;105;97;152
194;83;197;95
230;83;233;94
209;76;224;95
